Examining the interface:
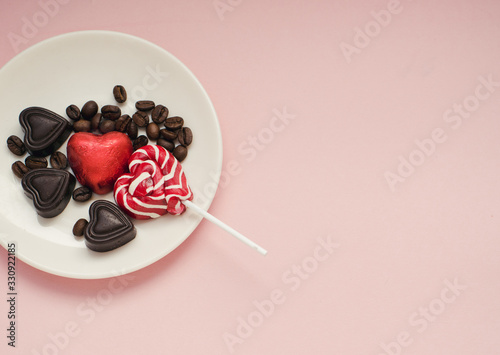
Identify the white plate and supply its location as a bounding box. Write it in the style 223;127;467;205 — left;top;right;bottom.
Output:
0;31;222;279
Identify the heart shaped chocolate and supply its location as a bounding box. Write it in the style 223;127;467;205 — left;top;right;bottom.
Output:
19;107;72;157
21;168;76;218
67;132;133;195
84;200;136;252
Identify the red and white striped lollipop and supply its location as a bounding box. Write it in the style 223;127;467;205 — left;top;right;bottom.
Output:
114;145;192;219
114;145;267;255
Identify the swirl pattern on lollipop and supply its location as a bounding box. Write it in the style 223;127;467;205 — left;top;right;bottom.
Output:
114;145;193;219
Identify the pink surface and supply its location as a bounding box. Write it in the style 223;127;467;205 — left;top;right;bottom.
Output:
1;0;500;354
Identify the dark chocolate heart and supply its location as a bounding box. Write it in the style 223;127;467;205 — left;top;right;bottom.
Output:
19;107;72;157
21;168;76;218
85;200;136;252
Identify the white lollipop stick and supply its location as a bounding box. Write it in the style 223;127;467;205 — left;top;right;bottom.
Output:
183;200;267;256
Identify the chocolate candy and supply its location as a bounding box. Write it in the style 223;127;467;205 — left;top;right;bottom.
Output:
66;132;133;195
19;107;72;157
84;200;136;252
21;168;76;218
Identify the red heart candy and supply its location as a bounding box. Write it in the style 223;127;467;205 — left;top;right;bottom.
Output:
67;132;133;195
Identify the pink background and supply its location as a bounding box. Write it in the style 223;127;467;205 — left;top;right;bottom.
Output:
1;0;500;354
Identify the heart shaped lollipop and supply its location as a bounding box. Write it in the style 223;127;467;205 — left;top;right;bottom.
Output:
114;145;267;255
114;145;192;219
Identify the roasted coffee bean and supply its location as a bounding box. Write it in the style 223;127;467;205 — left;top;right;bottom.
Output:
115;114;131;132
25;155;48;169
73;119;92;132
50;151;68;169
127;121;138;139
101;105;121;120
12;161;29;178
73;218;88;237
72;186;92;202
132;111;149;127
91;113;102;130
133;135;149;150
164;116;184;131
146;122;160;140
157;139;175;152
151;104;168;124
135;100;155;111
66;104;81;120
173;145;187;162
159;128;178;141
99;119;115;133
113;85;127;103
7;135;26;156
81;100;98;120
178;127;193;146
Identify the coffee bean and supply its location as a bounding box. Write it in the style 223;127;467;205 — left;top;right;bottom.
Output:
127;121;138;139
66;104;81;120
7;135;26;156
146;122;160;140
133;135;149;150
99;119;115;133
164;116;184;131
73;218;88;237
25;156;48;169
132;111;149;127
135;100;155;111
151;104;168;124
91;113;102;130
101;105;121;120
50;151;68;169
12;161;29;178
178;127;193;146
115;115;131;132
157;139;175;152
113;85;127;103
72;186;92;202
73;119;92;132
159;128;178;141
173;145;187;162
81;100;98;120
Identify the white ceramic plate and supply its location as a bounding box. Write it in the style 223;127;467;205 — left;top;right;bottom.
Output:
0;31;222;279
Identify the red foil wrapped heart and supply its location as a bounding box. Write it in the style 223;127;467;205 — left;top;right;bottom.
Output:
67;132;133;195
114;145;193;219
